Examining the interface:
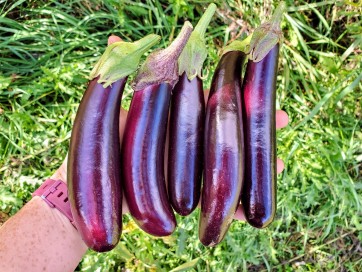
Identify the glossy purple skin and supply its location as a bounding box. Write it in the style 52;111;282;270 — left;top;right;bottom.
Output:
122;83;176;236
168;73;205;216
200;51;245;246
241;44;279;228
68;77;125;252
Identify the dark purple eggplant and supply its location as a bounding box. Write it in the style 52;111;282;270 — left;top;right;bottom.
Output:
122;22;193;236
241;3;284;228
168;74;205;215
242;45;279;228
122;83;175;236
68;77;126;252
168;4;215;216
67;35;160;252
199;50;246;246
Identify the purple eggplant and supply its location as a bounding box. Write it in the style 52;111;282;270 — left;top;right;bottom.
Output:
199;50;246;246
68;77;126;252
122;83;174;236
67;35;160;252
168;74;205;215
168;4;216;216
241;3;284;228
122;22;193;236
241;44;279;228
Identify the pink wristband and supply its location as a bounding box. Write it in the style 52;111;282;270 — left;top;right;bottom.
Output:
32;179;76;228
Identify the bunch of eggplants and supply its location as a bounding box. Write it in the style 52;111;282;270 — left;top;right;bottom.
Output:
67;3;285;252
121;22;193;236
200;3;285;246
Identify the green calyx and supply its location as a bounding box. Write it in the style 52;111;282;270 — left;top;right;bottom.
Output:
248;2;285;62
178;3;216;81
89;34;161;87
133;21;193;91
222;34;252;55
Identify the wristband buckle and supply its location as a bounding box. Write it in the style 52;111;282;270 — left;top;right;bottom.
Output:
32;179;76;228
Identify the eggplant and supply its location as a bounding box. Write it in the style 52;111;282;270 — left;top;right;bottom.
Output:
241;3;284;228
199;50;246;246
68;78;125;252
242;44;279;228
67;35;160;252
168;4;216;216
168;74;205;215
122;83;175;236
122;22;193;236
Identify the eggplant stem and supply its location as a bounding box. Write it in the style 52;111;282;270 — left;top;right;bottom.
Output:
194;3;217;39
270;2;286;27
248;2;286;62
133;21;193;91
178;3;217;81
162;21;194;62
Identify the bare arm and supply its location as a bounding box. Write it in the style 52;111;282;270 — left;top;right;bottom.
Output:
0;162;87;272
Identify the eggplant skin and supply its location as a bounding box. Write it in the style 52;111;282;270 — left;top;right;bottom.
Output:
241;44;279;228
200;51;245;246
122;83;176;236
168;73;205;216
68;77;125;252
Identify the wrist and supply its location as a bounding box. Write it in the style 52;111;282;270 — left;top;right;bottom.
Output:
31;196;76;234
33;178;75;227
31;195;88;252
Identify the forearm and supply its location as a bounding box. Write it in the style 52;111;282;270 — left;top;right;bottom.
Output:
0;196;87;272
0;160;87;272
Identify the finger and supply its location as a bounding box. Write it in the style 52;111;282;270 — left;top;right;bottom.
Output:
234;204;246;221
277;158;285;174
119;108;130;215
119;108;131;215
108;35;122;45
276;110;289;129
275;111;287;174
122;191;130;215
119;108;128;145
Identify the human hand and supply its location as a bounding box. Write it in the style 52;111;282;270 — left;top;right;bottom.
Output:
51;35;289;220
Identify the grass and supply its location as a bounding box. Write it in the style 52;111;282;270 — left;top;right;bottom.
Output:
0;0;361;270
